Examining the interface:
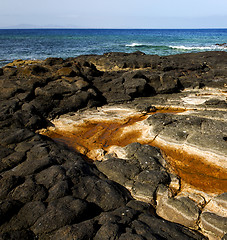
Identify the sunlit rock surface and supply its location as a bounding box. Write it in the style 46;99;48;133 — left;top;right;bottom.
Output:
1;51;227;239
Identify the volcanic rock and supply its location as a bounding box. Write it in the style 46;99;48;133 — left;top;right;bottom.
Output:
0;51;227;239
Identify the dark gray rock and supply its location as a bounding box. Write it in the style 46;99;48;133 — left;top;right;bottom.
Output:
95;158;140;185
47;180;70;201
0;128;34;146
0;200;22;225
31;196;88;234
126;200;152;213
138;213;205;240
0;230;35;240
49;219;98;240
131;220;157;239
94;222;122;240
119;233;145;240
72;175;130;211
0;201;46;232
0;151;26;172
0;175;23;200
9;177;48;203
35;165;66;189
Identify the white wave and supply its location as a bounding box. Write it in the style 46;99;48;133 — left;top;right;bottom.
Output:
125;43;144;47
170;45;227;50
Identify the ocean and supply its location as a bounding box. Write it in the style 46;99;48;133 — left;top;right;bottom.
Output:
0;28;227;67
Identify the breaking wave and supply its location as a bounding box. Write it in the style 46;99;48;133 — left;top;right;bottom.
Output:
169;45;227;50
125;42;227;53
125;43;171;50
125;43;151;47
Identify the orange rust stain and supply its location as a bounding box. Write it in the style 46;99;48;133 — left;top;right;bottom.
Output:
44;114;146;158
150;141;227;194
42;109;227;194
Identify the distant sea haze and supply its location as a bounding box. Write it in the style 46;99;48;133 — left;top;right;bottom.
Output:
0;28;227;67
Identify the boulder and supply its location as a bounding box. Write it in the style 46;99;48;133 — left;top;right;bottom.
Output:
156;195;200;229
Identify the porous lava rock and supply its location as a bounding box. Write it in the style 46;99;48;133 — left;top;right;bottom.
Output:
1;51;227;239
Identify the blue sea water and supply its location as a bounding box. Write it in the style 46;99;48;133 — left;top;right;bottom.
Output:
0;29;227;67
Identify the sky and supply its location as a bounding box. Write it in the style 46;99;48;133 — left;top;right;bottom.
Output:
0;0;227;29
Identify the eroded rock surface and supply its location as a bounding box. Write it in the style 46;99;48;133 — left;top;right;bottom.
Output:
1;51;227;239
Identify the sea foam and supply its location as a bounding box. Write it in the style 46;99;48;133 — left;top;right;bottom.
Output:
125;43;144;47
170;45;227;50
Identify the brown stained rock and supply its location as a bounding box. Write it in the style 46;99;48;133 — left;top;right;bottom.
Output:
56;67;76;77
75;79;89;89
20;65;49;77
43;107;227;194
160;148;227;194
44;57;64;66
2;66;18;77
43;114;147;160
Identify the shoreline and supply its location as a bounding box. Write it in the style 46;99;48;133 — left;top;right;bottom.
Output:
0;51;226;239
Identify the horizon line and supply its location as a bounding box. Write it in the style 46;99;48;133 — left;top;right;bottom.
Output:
0;27;227;30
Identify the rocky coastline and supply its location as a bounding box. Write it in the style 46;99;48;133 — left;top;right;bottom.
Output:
0;51;226;239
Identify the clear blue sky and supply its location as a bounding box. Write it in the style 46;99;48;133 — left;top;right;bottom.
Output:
1;0;227;28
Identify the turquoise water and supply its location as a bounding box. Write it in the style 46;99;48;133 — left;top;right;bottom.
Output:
0;29;227;67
